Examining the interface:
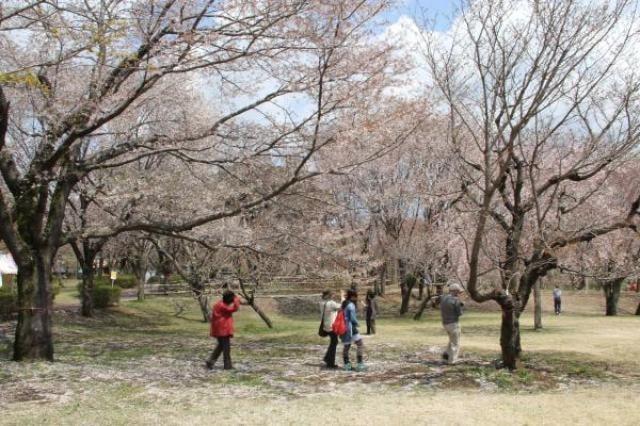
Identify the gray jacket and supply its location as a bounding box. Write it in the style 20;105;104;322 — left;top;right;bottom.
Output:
440;294;464;325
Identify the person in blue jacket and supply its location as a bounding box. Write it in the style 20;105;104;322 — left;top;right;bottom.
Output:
341;289;366;371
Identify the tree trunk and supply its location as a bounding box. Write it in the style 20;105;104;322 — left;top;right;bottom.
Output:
603;278;624;316
376;263;386;296
196;294;209;322
399;281;415;314
418;281;424;300
248;300;273;328
137;277;145;301
70;238;106;318
390;258;398;287
498;295;521;370
413;295;434;320
80;260;96;318
132;260;146;302
237;277;273;328
635;301;640;316
398;258;407;286
533;280;542;330
13;254;54;361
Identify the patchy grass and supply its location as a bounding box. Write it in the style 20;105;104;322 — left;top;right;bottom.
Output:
53;279;81;306
1;293;639;425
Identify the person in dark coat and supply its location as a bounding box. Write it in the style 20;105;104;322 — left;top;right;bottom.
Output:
553;285;562;315
206;290;240;370
364;290;379;335
440;283;464;364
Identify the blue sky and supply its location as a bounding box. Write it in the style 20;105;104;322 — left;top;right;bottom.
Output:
382;0;458;31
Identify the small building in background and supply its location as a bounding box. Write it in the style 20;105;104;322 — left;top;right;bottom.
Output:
0;252;18;289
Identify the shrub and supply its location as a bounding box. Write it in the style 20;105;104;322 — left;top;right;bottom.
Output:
77;277;122;309
146;275;163;284
93;285;121;308
114;274;138;289
168;274;183;285
76;278;105;294
95;276;110;286
52;280;63;300
76;274;138;291
0;286;17;318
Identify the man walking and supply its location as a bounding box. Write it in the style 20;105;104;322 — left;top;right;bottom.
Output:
553;285;562;315
440;283;464;364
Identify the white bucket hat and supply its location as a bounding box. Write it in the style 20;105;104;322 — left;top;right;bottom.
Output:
448;283;464;293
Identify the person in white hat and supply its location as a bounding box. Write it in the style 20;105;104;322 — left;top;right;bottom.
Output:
440;283;465;364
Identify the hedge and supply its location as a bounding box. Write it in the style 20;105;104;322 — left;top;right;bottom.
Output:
1;281;63;318
78;274;138;290
93;285;121;308
147;275;163;284
112;274;138;289
0;286;16;318
77;279;123;308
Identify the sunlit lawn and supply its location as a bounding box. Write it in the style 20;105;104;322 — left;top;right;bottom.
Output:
0;290;638;425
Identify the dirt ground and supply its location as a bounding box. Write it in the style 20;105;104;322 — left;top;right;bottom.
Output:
0;290;639;425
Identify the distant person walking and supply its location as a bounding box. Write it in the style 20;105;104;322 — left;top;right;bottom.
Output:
553;285;562;315
440;283;464;364
319;290;341;368
206;290;240;370
364;290;379;335
341;289;366;371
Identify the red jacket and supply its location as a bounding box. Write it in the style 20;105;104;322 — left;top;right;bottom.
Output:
209;297;240;337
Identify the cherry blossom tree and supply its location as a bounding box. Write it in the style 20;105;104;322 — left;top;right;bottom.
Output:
558;167;640;316
421;0;640;369
0;0;394;361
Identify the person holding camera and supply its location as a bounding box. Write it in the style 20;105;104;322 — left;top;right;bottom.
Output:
440;283;465;364
206;290;240;370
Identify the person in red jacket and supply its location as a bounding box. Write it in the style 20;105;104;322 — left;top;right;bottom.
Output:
206;290;240;370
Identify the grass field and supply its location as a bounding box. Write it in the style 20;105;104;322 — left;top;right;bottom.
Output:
1;288;639;425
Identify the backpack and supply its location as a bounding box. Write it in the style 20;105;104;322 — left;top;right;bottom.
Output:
332;309;347;336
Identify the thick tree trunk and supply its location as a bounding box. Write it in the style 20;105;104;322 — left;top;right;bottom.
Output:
418;281;424;300
398;258;407;286
137;278;145;301
81;262;96;318
635;301;640;316
132;261;145;302
533;280;542;330
603;278;624;316
13;254;54;361
71;238;106;318
399;281;415;314
498;295;521;370
605;292;616;316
